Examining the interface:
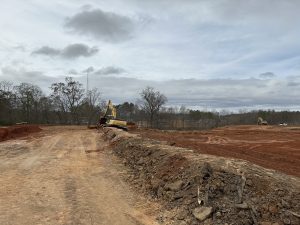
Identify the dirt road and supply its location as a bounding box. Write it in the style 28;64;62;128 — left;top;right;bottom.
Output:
0;127;159;225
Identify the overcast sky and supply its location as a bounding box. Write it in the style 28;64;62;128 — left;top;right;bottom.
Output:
0;0;299;111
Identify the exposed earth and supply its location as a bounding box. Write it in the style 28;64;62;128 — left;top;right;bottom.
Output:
106;127;300;225
0;125;299;225
0;125;41;142
132;125;300;177
0;126;160;225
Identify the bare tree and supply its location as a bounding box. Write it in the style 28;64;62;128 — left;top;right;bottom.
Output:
140;86;167;127
50;82;68;123
84;88;102;125
0;81;13;92
14;83;42;123
39;96;53;124
50;77;84;124
179;105;187;129
0;81;15;124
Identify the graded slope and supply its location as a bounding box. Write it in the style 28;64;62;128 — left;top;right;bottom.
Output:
133;125;300;177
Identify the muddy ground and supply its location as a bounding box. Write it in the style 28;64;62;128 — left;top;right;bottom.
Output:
132;125;300;177
0;126;160;225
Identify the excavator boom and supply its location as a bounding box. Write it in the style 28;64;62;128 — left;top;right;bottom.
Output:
104;100;117;118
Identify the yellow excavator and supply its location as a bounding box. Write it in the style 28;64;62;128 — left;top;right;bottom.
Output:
257;117;268;125
98;100;128;130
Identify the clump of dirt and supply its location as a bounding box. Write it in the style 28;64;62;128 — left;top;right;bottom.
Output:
0;125;42;141
103;128;300;225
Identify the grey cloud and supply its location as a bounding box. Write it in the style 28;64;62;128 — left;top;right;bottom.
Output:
64;9;134;42
287;81;300;87
61;44;98;58
32;44;98;59
32;46;61;56
213;0;300;25
94;66;125;75
82;66;94;73
68;69;79;75
0;66;58;88
259;72;276;79
162;0;300;27
80;4;92;11
129;0;300;22
13;45;26;52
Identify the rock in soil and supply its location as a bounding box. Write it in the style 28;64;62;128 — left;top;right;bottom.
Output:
192;207;213;221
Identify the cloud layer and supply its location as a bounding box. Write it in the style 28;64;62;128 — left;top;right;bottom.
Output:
32;44;99;59
86;75;300;111
259;72;276;79
1;64;299;111
94;66;125;75
1;66;59;88
1;0;300;110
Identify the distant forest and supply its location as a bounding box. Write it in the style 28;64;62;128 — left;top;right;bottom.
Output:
1;78;300;129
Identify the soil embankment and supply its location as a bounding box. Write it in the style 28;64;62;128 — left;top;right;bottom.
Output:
104;127;300;225
0;125;41;141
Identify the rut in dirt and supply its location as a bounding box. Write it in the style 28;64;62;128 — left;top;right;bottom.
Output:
0;127;159;225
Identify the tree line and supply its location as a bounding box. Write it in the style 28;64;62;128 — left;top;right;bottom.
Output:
1;78;300;129
0;78;167;126
117;104;300;130
0;78;103;125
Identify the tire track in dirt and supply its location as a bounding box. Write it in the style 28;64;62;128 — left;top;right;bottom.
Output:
0;131;69;225
0;127;159;225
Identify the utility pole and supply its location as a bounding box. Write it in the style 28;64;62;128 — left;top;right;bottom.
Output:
84;66;93;105
87;70;91;106
86;70;89;96
85;66;94;97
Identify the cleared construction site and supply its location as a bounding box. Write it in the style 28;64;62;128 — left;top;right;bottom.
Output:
1;1;300;225
0;125;299;225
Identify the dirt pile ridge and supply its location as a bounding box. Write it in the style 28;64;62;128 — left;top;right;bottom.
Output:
103;128;300;225
0;125;41;141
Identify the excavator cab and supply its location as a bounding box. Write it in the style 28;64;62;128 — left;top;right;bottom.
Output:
98;100;128;130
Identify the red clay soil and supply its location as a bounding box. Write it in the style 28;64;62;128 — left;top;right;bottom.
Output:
133;125;300;177
0;125;42;141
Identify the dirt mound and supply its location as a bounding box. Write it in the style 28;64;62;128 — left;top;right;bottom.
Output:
0;125;42;141
103;128;300;225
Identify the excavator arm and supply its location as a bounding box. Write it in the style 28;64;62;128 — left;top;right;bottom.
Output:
99;100;128;130
103;100;117;119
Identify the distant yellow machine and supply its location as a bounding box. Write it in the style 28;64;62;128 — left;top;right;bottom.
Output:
98;100;128;130
257;117;268;125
